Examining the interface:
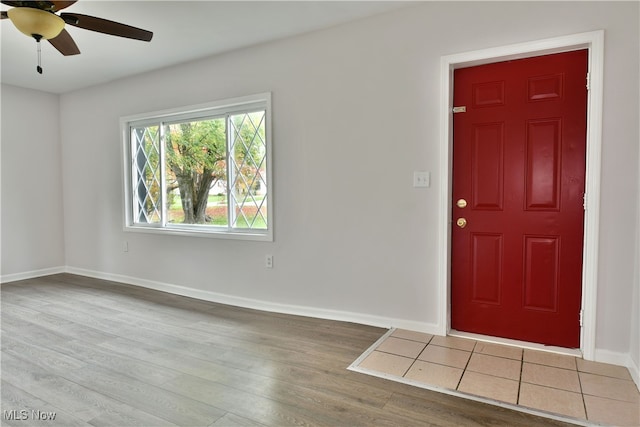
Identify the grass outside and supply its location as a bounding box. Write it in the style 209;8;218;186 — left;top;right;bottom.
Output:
168;199;267;229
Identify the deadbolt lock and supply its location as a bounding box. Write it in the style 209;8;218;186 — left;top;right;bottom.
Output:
456;218;467;228
456;198;467;208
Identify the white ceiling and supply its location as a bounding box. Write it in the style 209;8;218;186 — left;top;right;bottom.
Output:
1;1;412;94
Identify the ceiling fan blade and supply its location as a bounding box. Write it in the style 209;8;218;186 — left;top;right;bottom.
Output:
48;28;80;56
50;1;76;11
1;1;65;10
1;10;7;19
61;13;152;42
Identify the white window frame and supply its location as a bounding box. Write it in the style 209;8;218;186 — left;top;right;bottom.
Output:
121;93;273;241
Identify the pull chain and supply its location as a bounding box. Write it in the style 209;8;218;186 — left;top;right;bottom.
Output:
33;34;43;74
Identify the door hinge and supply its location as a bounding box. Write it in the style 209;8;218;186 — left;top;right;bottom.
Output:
452;106;466;113
586;72;590;91
579;310;584;327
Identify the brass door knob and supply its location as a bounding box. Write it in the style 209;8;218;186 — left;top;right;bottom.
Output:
456;218;467;228
456;198;467;208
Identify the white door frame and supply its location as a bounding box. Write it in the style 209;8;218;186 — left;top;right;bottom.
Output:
437;31;604;360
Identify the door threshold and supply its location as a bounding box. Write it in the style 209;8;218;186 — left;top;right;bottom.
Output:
448;330;583;358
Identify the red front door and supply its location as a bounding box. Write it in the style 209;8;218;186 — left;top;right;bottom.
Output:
451;50;588;348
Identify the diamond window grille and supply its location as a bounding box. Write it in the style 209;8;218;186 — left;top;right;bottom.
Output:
125;96;270;239
132;126;162;224
228;111;267;229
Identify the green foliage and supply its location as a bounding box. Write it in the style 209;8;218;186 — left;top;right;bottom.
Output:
165;118;226;182
134;110;267;228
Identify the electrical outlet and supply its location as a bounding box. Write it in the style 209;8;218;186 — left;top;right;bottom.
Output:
265;255;273;269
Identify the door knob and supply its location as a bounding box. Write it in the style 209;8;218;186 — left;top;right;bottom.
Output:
456;198;467;208
456;218;467;228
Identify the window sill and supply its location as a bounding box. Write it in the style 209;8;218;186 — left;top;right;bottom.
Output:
124;224;273;242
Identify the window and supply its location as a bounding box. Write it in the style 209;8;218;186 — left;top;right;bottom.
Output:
121;93;272;240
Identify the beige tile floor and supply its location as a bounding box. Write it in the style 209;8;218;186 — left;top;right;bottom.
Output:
351;329;640;426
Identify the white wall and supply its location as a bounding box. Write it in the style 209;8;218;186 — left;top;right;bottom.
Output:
2;2;637;363
632;215;640;385
631;68;640;384
1;85;65;278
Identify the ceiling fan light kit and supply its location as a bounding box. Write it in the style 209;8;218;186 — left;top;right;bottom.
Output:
7;7;64;39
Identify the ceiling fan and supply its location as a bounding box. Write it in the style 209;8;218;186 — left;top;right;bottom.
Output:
1;0;153;74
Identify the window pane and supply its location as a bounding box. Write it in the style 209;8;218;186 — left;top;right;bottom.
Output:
164;117;227;225
132;125;162;224
228;110;267;229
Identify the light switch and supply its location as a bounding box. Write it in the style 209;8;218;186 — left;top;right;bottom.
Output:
413;171;430;188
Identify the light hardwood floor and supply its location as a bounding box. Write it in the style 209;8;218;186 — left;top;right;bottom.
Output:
1;274;573;426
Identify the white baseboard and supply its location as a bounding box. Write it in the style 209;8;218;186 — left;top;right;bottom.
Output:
595;348;640;392
594;348;633;367
0;266;66;284
625;355;640;391
65;266;442;335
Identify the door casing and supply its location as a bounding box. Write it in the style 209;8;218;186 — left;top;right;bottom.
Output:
438;31;604;360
